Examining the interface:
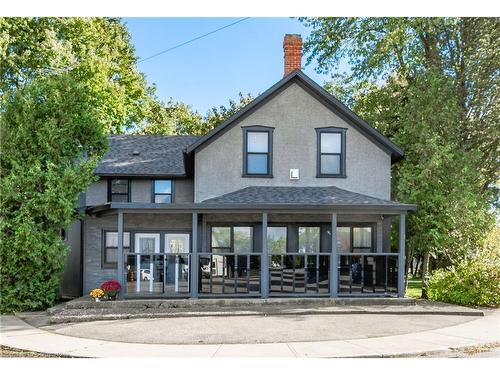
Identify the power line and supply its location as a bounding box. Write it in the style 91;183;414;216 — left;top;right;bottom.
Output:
137;17;250;63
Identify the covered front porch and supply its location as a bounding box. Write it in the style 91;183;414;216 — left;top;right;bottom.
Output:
88;197;414;300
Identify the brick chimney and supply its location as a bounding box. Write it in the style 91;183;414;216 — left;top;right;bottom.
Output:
283;34;302;76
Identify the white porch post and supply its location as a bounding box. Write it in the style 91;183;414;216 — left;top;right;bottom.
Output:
398;213;406;298
261;212;269;298
117;210;124;299
190;212;199;298
330;212;338;298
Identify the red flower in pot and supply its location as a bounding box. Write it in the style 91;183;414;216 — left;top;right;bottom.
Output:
100;280;121;300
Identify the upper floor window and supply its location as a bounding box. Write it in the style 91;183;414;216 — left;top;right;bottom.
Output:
153;180;173;203
243;127;273;177
109;179;129;202
316;128;346;177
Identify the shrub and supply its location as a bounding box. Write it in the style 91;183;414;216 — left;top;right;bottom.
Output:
428;246;500;306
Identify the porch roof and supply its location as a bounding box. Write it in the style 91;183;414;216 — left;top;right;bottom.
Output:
86;186;416;215
202;186;413;207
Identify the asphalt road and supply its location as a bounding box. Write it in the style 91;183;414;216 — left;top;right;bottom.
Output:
44;313;477;345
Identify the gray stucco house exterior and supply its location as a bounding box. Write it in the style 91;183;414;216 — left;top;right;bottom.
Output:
61;34;416;300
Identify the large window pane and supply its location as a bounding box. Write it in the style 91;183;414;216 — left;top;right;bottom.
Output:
267;227;287;254
139;238;155;254
154;180;172;194
337;227;351;252
111;194;129;202
320;154;341;174
211;227;231;249
111;179;128;194
353;227;372;250
154;194;172;203
321;133;341;153
247;132;268;152
105;248;118;263
247;154;268;174
234;227;253;253
298;227;320;253
105;232;130;247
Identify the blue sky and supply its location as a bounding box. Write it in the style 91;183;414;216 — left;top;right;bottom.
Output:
124;18;336;114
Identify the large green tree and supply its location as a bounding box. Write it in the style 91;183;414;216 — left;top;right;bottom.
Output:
301;17;499;296
0;74;108;312
0;17;158;311
0;17;165;134
134;97;203;135
135;92;254;135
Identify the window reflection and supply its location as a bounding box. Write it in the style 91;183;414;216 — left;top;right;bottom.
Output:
267;227;287;254
298;227;320;253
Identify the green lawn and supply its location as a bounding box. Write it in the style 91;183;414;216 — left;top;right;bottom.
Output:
406;276;422;299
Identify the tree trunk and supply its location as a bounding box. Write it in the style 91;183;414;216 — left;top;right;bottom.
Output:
421;251;431;299
413;257;421;277
404;249;413;292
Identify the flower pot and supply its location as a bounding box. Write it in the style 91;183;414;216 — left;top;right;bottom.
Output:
107;292;117;300
94;297;100;302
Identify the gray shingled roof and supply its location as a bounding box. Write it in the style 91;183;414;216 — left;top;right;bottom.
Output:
202;186;414;208
95;135;199;177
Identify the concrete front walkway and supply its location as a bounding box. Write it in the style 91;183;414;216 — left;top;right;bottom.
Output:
1;310;499;358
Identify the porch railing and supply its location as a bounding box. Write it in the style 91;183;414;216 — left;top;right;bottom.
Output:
269;253;330;295
338;253;399;295
123;252;191;297
198;253;261;295
121;252;399;297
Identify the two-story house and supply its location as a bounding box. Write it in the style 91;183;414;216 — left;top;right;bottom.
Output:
61;34;416;300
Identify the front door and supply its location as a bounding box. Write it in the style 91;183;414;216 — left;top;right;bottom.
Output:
165;234;190;293
134;233;160;293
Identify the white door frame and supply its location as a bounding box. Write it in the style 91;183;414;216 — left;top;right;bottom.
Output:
165;233;190;292
135;233;160;293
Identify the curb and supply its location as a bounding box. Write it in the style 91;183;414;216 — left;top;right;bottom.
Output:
48;308;485;324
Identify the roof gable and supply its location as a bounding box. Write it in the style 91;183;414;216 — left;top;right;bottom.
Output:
186;71;404;163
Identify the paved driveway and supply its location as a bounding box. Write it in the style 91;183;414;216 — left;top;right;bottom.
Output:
45;313;477;344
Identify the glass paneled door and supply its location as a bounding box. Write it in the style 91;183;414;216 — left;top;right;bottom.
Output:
165;234;190;294
133;233;161;294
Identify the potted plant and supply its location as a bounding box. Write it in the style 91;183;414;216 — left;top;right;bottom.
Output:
100;280;122;300
89;288;105;302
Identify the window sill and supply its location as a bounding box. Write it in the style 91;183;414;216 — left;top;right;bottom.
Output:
242;174;274;178
316;174;347;178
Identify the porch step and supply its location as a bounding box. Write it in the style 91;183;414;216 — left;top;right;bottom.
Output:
47;298;484;324
60;296;416;311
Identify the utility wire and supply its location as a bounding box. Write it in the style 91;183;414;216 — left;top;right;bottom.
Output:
137;17;250;63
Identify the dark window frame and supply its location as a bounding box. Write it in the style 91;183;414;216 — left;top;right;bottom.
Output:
337;223;376;253
242;126;274;177
102;230;131;269
108;178;130;202
151;179;174;203
316;127;347;178
210;225;255;253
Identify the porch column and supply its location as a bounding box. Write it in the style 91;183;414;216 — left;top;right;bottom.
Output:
261;212;269;298
117;210;124;299
330;212;338;298
191;212;199;299
398;213;406;298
